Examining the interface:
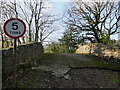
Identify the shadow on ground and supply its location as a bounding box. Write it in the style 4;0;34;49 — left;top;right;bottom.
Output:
3;53;120;88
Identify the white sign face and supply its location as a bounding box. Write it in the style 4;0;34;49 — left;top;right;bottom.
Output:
4;18;26;39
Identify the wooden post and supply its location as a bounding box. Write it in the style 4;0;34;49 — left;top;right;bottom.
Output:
13;39;17;88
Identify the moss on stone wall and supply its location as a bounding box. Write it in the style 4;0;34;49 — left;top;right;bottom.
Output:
2;42;44;88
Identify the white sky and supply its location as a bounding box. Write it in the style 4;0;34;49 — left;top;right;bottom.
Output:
1;0;119;44
51;0;120;2
6;0;120;2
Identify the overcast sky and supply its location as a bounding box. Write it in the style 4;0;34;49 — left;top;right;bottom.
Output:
1;0;119;45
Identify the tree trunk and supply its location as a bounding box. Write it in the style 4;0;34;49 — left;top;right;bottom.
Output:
93;29;101;43
28;25;32;42
18;38;21;45
35;29;39;42
22;36;25;44
2;37;4;48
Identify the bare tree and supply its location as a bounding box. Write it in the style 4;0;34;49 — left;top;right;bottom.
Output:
0;0;22;47
66;0;120;43
18;0;62;44
38;14;60;44
9;0;23;45
0;0;14;48
1;0;63;47
17;0;34;42
0;0;3;48
0;26;4;48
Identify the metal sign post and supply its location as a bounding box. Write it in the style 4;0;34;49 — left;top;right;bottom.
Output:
13;39;17;88
4;18;26;88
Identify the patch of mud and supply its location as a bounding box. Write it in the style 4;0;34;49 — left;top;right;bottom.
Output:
45;68;119;88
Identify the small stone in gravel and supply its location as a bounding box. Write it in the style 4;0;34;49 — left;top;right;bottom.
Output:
64;74;70;80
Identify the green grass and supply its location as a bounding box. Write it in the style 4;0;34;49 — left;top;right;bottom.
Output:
38;53;119;71
85;54;119;70
109;73;120;84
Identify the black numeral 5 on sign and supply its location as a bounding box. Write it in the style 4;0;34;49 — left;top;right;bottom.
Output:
12;22;18;30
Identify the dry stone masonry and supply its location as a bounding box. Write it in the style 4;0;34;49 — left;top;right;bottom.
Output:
2;42;44;86
76;43;120;59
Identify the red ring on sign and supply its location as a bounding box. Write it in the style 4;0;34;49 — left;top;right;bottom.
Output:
4;18;26;39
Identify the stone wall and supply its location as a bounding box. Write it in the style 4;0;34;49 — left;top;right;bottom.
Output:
2;42;44;82
76;43;120;59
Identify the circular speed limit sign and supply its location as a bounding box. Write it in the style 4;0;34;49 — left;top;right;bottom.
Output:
4;18;26;39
